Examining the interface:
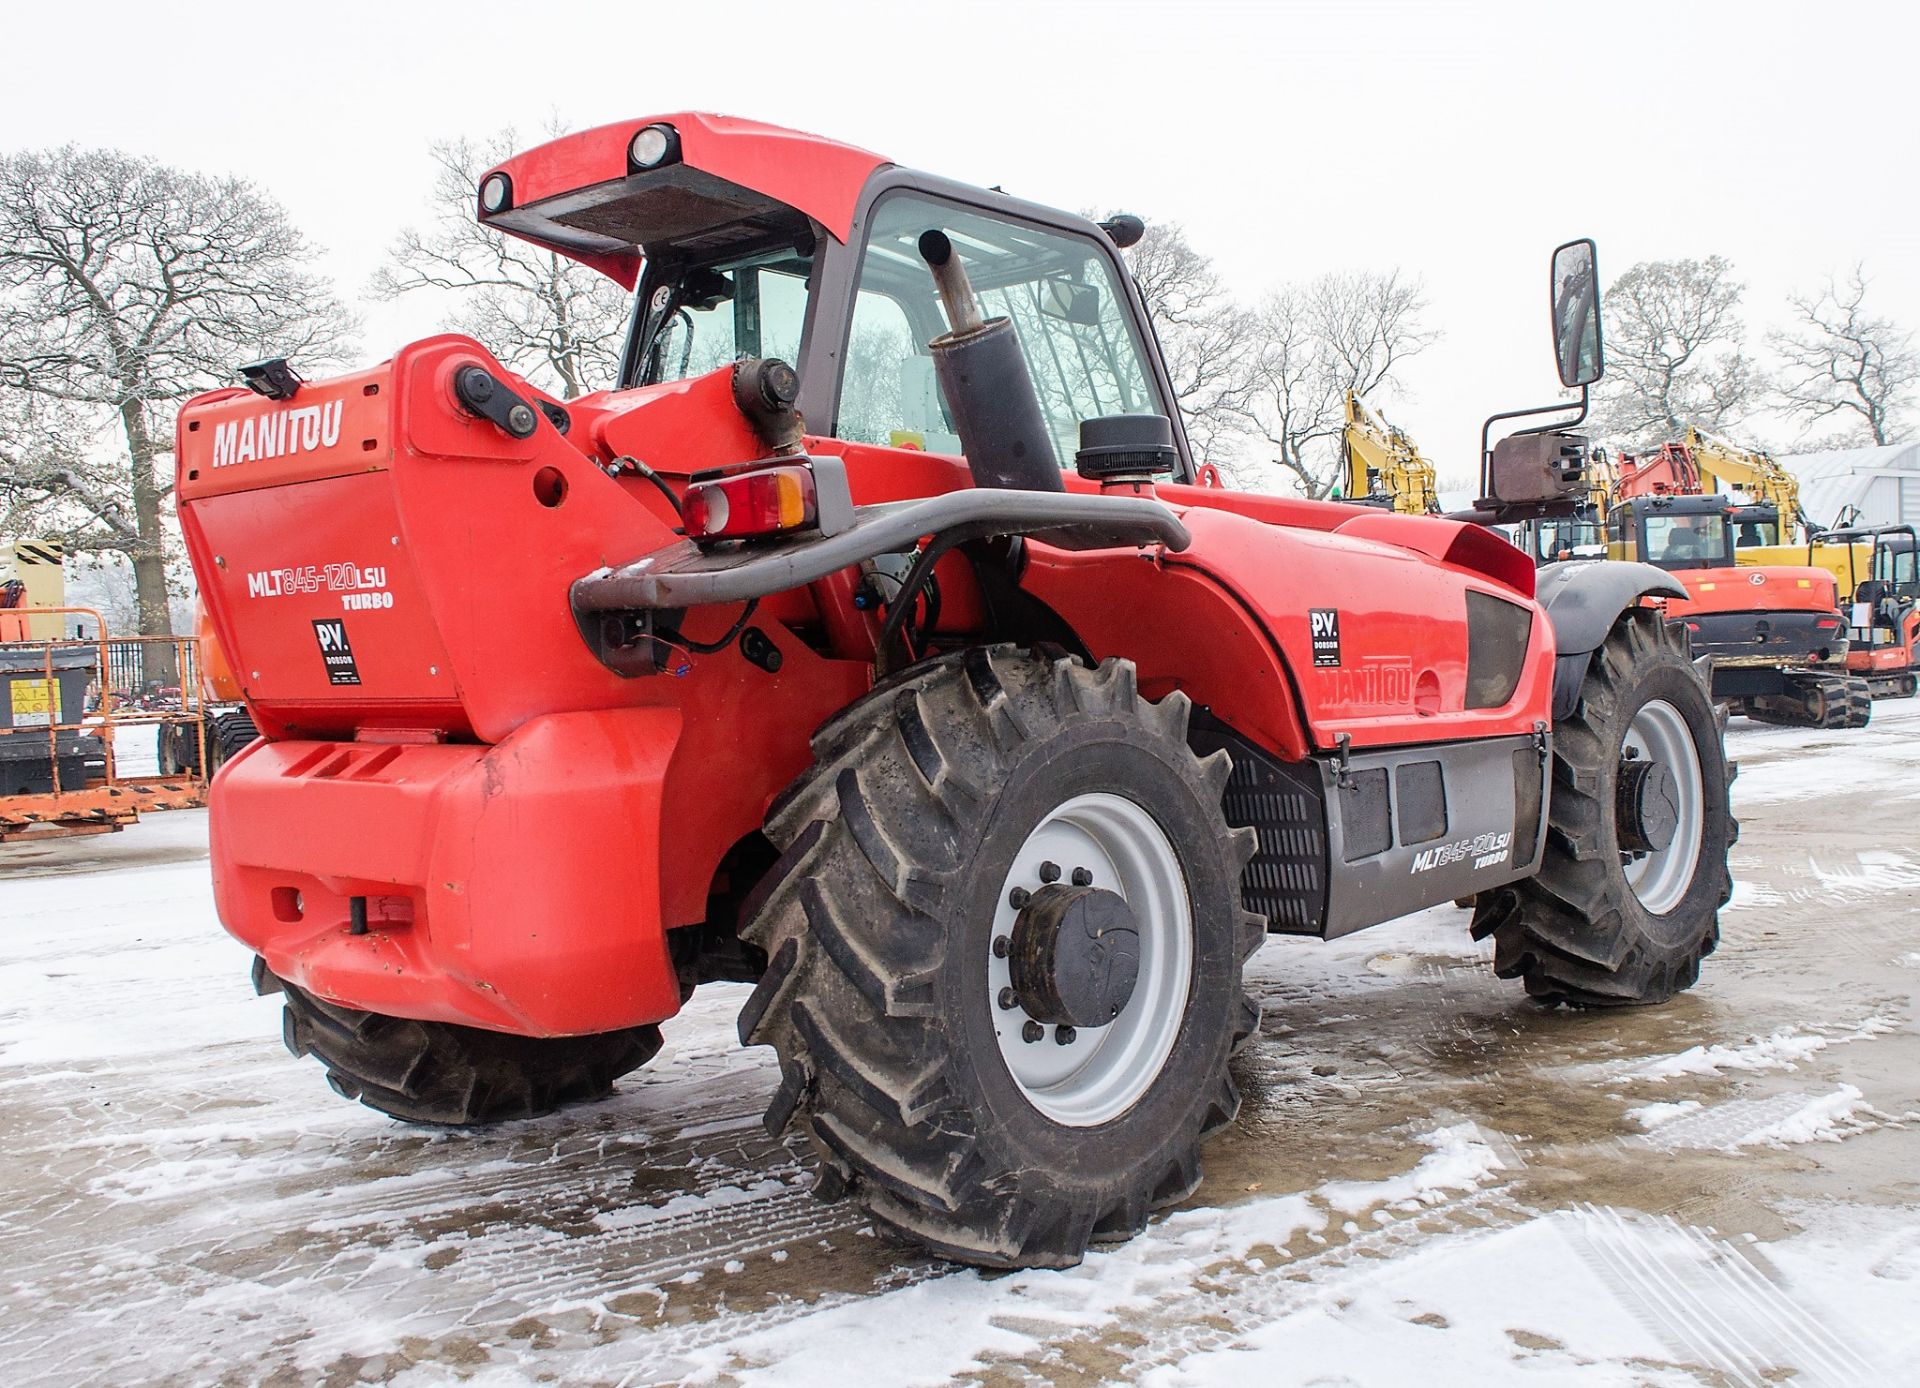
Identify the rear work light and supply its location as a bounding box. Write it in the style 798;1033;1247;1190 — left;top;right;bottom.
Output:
683;464;819;543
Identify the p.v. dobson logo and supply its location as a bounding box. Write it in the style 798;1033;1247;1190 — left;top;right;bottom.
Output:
312;619;362;686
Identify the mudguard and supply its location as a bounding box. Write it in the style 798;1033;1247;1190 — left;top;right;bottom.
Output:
1536;560;1688;718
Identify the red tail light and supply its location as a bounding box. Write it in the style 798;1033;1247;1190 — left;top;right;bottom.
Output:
682;463;818;543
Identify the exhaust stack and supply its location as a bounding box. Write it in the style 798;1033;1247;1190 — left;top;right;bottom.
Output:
918;230;1063;493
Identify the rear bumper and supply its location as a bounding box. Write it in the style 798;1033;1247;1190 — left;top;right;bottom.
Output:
211;708;685;1036
1685;609;1845;666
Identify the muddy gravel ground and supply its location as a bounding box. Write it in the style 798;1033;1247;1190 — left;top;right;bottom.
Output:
3;703;1918;1386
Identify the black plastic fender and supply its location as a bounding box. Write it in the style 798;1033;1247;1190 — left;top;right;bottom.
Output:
1536;560;1688;719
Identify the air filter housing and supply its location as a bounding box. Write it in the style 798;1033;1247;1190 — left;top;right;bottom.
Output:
1075;414;1177;482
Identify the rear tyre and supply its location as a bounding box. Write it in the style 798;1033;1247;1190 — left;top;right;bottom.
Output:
209;709;260;767
275;976;662;1125
156;722;194;776
1472;609;1733;1006
739;649;1263;1268
156;708;260;775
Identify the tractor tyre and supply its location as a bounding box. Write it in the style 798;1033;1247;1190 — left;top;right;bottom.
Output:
275;976;662;1125
156;709;259;776
156;721;195;776
739;648;1263;1268
208;709;261;769
1471;609;1733;1007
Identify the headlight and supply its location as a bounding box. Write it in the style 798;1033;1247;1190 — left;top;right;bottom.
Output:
629;124;678;170
477;172;511;214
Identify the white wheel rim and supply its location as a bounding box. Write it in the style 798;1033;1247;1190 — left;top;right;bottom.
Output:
1621;699;1705;915
987;792;1194;1127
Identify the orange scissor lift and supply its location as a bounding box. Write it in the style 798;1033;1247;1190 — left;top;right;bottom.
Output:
0;605;210;841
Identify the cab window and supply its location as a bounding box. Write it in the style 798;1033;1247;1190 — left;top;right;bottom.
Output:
837;194;1160;465
1605;508;1634;560
639;249;813;385
1643;513;1728;568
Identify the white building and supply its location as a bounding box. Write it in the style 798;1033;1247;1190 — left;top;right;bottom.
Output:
1778;442;1920;531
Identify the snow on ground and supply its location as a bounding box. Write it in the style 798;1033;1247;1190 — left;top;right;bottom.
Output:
2;701;1919;1385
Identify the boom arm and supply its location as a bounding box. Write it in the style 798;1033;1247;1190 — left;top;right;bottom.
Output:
1684;426;1808;536
1341;391;1440;515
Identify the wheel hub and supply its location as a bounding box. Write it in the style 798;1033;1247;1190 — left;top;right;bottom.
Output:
987;792;1195;1127
1618;699;1706;915
1009;884;1142;1027
1617;756;1680;854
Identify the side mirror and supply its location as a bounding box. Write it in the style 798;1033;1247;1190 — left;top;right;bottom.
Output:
1550;238;1603;388
1038;276;1104;327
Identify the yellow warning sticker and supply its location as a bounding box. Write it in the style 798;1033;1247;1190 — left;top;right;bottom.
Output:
9;678;55;728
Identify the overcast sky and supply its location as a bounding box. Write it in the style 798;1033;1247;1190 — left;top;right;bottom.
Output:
5;0;1915;485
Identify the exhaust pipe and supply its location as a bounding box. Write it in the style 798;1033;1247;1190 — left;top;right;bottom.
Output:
918;230;1063;493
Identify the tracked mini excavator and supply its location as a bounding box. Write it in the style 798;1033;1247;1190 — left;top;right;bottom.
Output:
175;116;1733;1269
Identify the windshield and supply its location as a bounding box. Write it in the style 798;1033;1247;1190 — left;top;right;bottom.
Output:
1642;512;1730;568
1731;509;1780;547
838;194;1158;465
1527;519;1603;562
1878;536;1917;592
632;244;814;386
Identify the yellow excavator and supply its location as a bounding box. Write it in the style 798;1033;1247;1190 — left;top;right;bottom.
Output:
1681;427;1870;592
1340;391;1439;514
1685;427;1804;533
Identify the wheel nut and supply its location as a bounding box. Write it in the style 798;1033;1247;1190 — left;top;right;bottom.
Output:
992;935;1010;958
998;986;1019;1010
1022;1020;1045;1043
1009;887;1030;909
1039;861;1061;883
1070;866;1093;886
1055;1025;1077;1045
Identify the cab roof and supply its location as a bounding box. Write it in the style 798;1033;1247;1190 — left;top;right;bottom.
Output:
477;113;889;289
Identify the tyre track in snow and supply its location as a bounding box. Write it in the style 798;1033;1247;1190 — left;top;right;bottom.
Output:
975;1186;1536;1384
1565;1204;1883;1387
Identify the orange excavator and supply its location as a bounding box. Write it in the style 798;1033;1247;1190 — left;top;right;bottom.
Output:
1823;523;1919;700
1605;444;1866;727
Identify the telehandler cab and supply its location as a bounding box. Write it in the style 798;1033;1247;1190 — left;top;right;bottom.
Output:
176;116;1733;1268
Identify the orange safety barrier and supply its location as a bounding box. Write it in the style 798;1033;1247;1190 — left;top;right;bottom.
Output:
1;607;210;841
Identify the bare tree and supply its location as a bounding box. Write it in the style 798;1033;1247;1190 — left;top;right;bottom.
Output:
1769;264;1918;447
1239;270;1438;497
0;146;352;680
374;126;632;400
1119;218;1255;467
1591;257;1755;447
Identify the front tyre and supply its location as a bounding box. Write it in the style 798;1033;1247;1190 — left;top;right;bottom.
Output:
740;649;1263;1268
1473;609;1733;1006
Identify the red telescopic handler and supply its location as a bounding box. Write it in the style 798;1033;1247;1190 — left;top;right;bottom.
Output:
176;115;1733;1268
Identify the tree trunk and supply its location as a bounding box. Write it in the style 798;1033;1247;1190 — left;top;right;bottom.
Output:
119;398;179;690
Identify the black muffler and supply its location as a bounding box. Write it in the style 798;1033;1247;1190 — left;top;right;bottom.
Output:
918;230;1063;493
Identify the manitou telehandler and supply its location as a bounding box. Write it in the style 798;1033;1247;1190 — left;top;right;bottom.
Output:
176;115;1733;1269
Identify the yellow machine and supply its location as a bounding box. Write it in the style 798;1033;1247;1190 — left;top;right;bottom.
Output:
1341;391;1440;514
0;539;67;641
1682;427;1872;593
1685;427;1804;530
